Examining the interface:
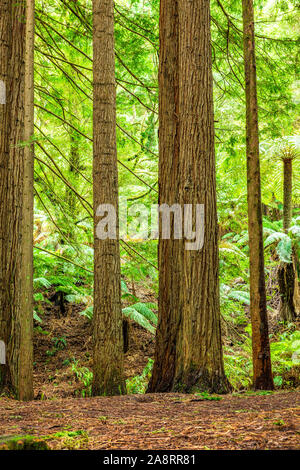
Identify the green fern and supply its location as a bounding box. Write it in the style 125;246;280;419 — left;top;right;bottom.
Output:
80;302;157;335
228;290;250;305
122;307;155;334
264;231;288;248
129;302;158;326
277;237;292;263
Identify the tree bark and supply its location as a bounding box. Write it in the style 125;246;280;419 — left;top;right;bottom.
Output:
278;259;297;322
148;0;182;393
283;158;292;232
149;0;230;394
279;157;298;322
92;0;126;396
242;0;274;390
0;0;34;400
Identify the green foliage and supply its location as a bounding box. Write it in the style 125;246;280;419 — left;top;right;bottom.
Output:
224;327;300;390
224;345;253;390
270;329;300;386
126;358;154;394
80;300;157;335
52;336;67;350
71;361;93;397
194;392;222;401
123;303;157;334
28;0;299;398
264;217;300;263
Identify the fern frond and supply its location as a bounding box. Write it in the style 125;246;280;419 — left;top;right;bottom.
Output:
122;307;155;334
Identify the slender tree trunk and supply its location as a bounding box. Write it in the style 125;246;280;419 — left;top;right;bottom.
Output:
242;0;274;390
66;131;80;216
283;158;292;232
92;0;126;396
279;157;298;321
0;0;34;400
278;259;297;322
149;0;230;394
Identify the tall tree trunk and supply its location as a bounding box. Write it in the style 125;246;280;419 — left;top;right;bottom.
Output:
0;0;34;400
148;0;181;393
278;157;298;321
66;130;80;217
92;0;126;396
173;0;230;393
278;259;298;322
242;0;274;390
283;158;292;232
149;0;230;394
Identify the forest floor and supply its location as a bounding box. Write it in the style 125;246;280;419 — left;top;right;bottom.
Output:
0;283;299;450
32;283;156;399
0;391;299;449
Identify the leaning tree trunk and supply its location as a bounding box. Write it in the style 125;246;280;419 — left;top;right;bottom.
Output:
149;0;230;394
242;0;274;390
278;157;298;321
92;0;126;396
0;0;34;400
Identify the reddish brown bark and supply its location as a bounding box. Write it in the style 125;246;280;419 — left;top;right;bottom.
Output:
149;0;230;394
148;0;181;393
242;0;274;390
0;0;34;400
92;0;126;396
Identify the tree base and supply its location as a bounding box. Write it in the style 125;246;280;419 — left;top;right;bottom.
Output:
278;261;298;322
148;366;232;394
173;368;232;394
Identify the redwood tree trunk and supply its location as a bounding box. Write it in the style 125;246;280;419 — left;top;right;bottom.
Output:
148;0;182;393
92;0;126;396
0;0;34;400
149;0;230;394
242;0;274;390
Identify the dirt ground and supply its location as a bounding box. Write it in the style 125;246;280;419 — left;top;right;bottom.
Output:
33;286;155;399
1;284;299;450
0;391;299;450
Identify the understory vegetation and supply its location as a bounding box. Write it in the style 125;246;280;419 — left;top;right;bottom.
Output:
25;0;299;398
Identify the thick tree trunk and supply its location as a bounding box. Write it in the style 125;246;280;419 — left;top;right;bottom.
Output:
92;0;126;396
173;0;230;393
0;0;34;400
148;0;182;393
242;0;274;390
149;0;230;394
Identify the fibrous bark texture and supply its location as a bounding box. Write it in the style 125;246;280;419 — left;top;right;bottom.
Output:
0;0;34;401
242;0;274;390
149;0;230;394
92;0;126;396
283;158;292;232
